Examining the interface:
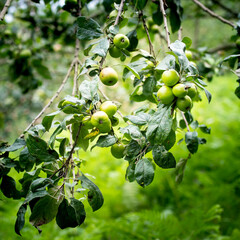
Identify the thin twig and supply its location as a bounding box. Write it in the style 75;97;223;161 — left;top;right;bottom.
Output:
178;27;182;41
72;0;82;96
181;111;190;132
159;0;171;49
0;0;13;21
211;0;238;18
192;0;235;28
114;0;125;26
20;59;76;137
140;11;156;59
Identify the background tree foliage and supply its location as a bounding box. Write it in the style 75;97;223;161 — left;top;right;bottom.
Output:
0;0;240;239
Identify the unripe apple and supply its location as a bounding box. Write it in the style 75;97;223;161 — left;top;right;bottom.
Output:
186;82;198;98
91;111;112;133
172;83;188;98
157;86;175;105
100;101;117;117
162;69;180;87
113;34;130;49
185;50;193;60
109;46;122;58
100;67;118;86
19;49;32;58
82;116;93;129
111;142;125;159
176;95;192;112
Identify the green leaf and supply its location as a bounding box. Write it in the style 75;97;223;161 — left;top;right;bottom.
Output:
125;161;136;182
26;135;59;162
56;198;86;229
49;125;63;148
120;125;144;143
1;138;26;152
124;113;150;126
125;140;142;158
185;131;199;154
182;37;192;49
135;158;154;187
142;76;157;102
170;40;189;70
220;54;240;66
92;135;117;149
30;178;54;192
80;174;104;212
92;37;110;58
32;59;52;79
72;124;89;151
59;138;68;156
156;55;176;71
199;124;211;134
152;145;176;169
124;64;140;79
15;204;27;236
132;0;148;10
146;105;173;145
163;129;176;150
19;148;36;171
76;17;102;41
169;0;183;33
0;175;21;199
79;79;99;102
235;86;240;99
24;189;48;203
29;195;60;227
195;82;212;103
152;8;163;26
42;111;60;132
126;30;138;51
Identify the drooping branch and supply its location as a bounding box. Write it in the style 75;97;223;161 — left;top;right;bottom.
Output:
114;0;125;26
21;59;76;137
0;0;13;21
140;11;156;59
192;0;235;28
159;0;171;49
72;0;82;96
211;0;238;18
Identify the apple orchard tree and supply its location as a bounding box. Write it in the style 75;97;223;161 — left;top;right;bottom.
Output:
0;0;239;235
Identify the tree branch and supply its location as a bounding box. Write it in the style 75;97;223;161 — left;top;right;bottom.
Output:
114;0;125;26
181;111;190;132
192;0;235;28
72;0;82;96
207;43;236;53
159;0;171;49
211;0;238;18
0;0;13;21
21;59;76;137
140;11;156;59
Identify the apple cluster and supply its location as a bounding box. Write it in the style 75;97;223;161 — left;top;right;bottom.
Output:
109;33;130;58
82;101;125;159
157;69;198;112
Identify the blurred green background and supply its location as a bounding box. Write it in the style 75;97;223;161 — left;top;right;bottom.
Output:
1;0;240;239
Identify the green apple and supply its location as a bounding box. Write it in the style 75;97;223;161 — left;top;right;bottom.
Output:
162;69;180;87
19;49;32;58
109;46;122;58
100;67;118;86
172;83;188;98
176;95;192;112
111;116;119;127
111;142;125;159
113;34;130;49
91;111;112;133
185;50;193;60
157;86;175;105
100;101;117;117
82;116;93;129
186;82;198;98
